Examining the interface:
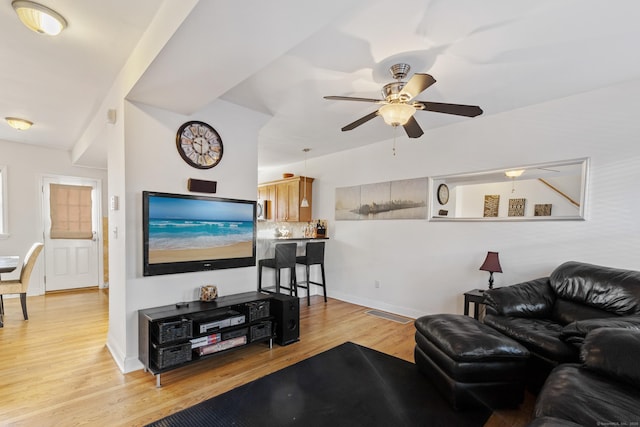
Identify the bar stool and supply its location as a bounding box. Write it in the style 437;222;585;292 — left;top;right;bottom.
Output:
258;243;298;296
295;241;327;306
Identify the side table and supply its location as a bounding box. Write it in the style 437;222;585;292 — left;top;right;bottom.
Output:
464;289;487;320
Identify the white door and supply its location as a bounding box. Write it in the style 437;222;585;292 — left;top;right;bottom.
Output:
42;176;101;291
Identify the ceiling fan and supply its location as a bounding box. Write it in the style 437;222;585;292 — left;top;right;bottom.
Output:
324;63;483;138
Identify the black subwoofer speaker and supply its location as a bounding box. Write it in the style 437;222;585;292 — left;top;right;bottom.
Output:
270;294;300;346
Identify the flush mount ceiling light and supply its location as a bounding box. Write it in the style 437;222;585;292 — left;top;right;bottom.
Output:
12;0;67;36
5;117;34;130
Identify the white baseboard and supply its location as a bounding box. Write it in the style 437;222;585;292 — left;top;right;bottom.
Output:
106;332;144;374
327;290;428;320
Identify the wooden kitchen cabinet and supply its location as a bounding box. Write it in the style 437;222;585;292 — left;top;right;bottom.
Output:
257;184;276;220
258;176;313;222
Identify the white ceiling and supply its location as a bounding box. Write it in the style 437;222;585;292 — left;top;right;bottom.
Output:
3;0;640;170
0;0;159;153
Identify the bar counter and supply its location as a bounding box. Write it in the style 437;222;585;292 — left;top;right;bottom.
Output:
256;237;328;260
260;237;329;241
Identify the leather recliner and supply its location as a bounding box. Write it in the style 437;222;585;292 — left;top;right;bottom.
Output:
527;327;640;426
482;261;640;390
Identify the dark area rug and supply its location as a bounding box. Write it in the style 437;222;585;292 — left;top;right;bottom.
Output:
147;342;491;427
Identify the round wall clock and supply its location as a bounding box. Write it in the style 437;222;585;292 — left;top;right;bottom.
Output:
176;121;223;169
437;183;449;205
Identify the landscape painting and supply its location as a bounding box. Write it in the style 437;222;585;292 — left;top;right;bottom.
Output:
335;185;361;220
335;177;427;220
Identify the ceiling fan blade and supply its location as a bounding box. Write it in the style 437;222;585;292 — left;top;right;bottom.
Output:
403;116;424;138
324;95;384;103
416;101;483;117
341;111;379;131
399;73;436;100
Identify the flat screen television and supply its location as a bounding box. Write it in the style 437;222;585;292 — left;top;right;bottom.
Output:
143;191;256;276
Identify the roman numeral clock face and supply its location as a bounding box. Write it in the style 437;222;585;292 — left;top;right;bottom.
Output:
176;121;224;169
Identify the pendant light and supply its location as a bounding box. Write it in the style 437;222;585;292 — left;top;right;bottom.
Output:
300;148;310;208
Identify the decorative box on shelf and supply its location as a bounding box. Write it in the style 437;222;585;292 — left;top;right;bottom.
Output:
151;341;192;369
151;319;192;344
250;321;273;342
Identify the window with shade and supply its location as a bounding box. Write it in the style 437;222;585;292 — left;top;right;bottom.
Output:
49;183;93;239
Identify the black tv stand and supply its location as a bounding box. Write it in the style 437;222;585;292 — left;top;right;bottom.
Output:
139;291;277;387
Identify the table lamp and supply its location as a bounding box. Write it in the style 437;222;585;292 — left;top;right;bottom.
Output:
479;251;502;290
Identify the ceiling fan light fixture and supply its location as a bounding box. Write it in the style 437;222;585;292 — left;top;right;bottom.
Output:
505;169;525;178
379;103;415;126
12;0;67;36
5;116;33;130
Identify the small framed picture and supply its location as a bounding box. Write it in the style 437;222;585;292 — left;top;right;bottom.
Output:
508;198;526;216
534;204;552;216
483;195;500;217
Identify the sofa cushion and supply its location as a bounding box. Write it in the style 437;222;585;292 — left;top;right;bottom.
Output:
484;278;555;318
551;298;618;325
560;315;640;345
550;261;640;315
581;327;640;389
534;364;640;426
483;314;578;362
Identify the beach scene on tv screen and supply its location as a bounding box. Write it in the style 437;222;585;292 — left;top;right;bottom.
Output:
148;196;254;264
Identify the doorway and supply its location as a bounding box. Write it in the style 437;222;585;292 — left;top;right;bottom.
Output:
41;175;103;291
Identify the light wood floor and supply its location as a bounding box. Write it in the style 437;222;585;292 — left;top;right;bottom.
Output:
0;290;534;426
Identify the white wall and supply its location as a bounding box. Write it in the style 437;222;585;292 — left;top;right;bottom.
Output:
259;78;640;318
0;140;107;294
93;1;220;373
110;99;269;372
457;178;580;218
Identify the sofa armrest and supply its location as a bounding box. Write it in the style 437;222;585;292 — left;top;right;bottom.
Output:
560;315;640;345
484;277;555;318
581;327;640;388
485;304;499;316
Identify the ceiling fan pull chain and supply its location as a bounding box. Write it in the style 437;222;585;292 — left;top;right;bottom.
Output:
393;126;398;156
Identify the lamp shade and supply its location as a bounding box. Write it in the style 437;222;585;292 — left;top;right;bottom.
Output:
479;251;502;273
378;103;415;126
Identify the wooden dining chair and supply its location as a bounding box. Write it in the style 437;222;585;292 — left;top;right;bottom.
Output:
0;242;44;321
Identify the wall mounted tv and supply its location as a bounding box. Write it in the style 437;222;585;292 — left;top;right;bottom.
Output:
143;191;256;276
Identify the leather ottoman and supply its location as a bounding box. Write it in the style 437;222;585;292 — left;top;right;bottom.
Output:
414;313;530;410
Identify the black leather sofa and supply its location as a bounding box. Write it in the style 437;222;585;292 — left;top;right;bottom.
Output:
528;327;640;426
482;261;640;390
